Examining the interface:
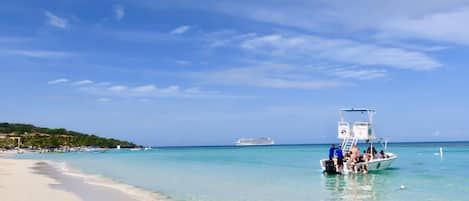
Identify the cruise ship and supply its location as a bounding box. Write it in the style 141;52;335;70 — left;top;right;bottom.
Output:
235;137;275;146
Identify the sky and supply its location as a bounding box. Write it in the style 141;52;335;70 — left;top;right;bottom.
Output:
1;0;469;146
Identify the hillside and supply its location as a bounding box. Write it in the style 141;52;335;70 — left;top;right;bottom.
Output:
0;123;137;149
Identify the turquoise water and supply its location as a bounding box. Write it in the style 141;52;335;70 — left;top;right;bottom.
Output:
13;142;469;201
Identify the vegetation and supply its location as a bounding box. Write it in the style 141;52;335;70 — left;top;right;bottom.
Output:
0;123;137;149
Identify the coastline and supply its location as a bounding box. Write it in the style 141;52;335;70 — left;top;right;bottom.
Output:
0;153;170;201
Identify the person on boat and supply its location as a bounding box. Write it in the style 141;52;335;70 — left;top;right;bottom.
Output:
362;164;368;174
380;150;388;159
367;145;377;156
363;150;371;162
350;145;360;163
335;145;344;172
329;144;336;160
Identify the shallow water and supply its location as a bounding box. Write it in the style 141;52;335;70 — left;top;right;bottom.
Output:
14;142;469;201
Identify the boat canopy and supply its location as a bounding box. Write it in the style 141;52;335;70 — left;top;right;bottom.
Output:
338;107;376;141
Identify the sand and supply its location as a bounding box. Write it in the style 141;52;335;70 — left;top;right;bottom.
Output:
0;158;82;201
0;156;170;201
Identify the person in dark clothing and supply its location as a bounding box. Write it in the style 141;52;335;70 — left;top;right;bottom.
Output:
335;145;344;172
329;144;336;160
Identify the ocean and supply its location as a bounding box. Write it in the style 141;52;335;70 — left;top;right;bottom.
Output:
13;142;469;201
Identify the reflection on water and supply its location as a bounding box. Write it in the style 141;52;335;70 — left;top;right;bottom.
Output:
322;170;398;201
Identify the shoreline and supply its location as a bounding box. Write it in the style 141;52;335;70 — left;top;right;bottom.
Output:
0;155;171;201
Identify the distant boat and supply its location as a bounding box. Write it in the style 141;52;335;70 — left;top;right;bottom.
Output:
235;137;275;146
130;148;141;151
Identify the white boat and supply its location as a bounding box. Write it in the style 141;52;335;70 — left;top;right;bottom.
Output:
320;108;397;174
130;148;142;151
235;137;275;146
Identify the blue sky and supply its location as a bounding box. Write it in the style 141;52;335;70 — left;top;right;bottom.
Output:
1;0;468;146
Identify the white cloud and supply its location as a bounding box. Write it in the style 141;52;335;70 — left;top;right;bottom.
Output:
137;1;469;45
1;49;72;59
133;84;157;93
380;7;469;45
239;33;441;70
97;97;111;102
44;11;68;29
170;25;191;34
72;80;94;86
185;87;201;93
204;63;348;89
175;60;192;65
57;78;221;99
96;82;112;86
160;85;180;93
330;68;387;80
47;78;69;85
210;0;469;33
114;5;125;21
108;85;128;92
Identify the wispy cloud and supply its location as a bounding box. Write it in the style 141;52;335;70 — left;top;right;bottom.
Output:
175;60;192;65
72;80;94;86
380;7;469;45
66;79;217;99
44;11;68;29
238;33;441;71
97;97;111;103
202;63;349;89
330;68;387;80
96;82;112;86
133;84;156;92
47;78;69;85
113;5;125;21
108;85;128;92
159;85;180;93
0;49;72;59
170;25;191;34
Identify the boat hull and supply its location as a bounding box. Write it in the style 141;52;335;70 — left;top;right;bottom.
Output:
320;153;397;174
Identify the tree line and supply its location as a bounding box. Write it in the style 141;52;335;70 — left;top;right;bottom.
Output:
0;123;137;149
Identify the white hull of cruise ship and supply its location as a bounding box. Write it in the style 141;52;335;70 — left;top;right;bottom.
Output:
235;138;275;146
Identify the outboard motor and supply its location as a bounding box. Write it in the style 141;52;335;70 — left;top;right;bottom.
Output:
324;160;338;174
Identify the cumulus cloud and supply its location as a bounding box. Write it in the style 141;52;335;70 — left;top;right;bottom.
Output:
47;78;69;85
170;25;191;34
114;5;125;21
44;11;68;29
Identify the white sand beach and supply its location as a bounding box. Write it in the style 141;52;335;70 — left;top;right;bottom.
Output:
0;156;169;201
0;158;82;201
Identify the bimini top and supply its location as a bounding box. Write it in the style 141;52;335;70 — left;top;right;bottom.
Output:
340;108;375;112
